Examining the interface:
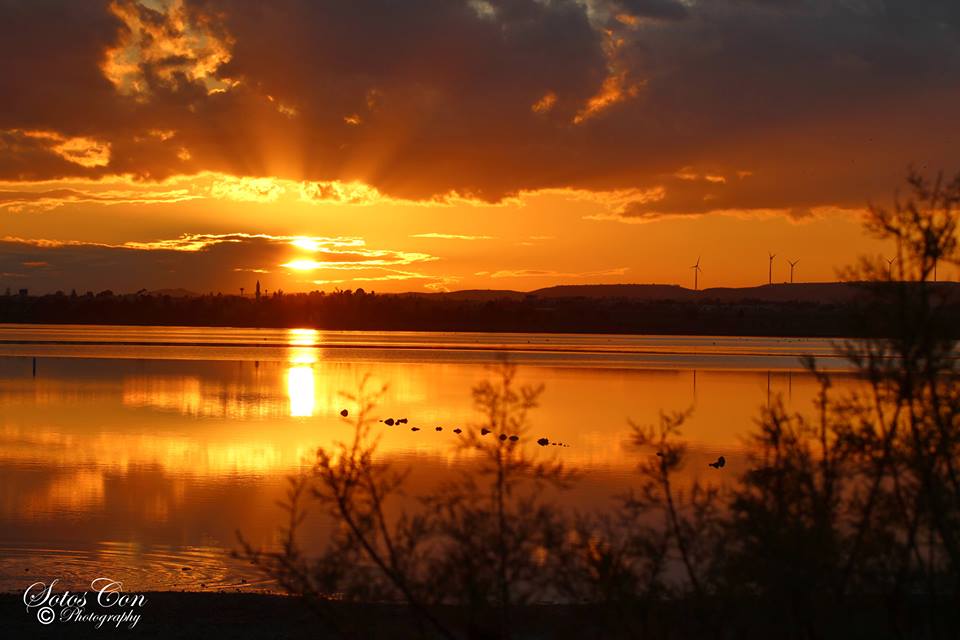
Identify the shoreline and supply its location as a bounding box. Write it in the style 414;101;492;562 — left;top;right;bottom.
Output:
0;319;867;340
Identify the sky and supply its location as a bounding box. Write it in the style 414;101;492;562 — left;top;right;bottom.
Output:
1;0;959;294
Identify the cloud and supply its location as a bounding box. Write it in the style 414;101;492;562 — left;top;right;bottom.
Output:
0;172;518;213
423;277;460;293
614;1;689;21
0;129;112;178
311;268;459;291
531;91;558;114
299;180;383;206
572;26;644;124
0;0;958;216
0;182;200;213
487;267;629;279
409;233;494;240
102;0;235;97
22;130;112;168
0;233;441;293
579;171;867;223
210;176;286;202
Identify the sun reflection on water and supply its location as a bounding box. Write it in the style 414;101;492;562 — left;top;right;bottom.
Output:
286;366;315;417
286;329;319;416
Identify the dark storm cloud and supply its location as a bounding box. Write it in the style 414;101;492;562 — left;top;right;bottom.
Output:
0;0;958;211
614;0;689;20
0;0;119;131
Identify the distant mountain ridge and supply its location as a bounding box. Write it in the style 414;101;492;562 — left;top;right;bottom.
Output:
419;282;959;305
132;282;958;306
527;283;864;304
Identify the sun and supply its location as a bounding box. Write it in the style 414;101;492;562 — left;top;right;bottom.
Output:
282;259;322;271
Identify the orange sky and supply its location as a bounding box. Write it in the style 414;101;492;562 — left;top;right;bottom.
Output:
1;0;958;294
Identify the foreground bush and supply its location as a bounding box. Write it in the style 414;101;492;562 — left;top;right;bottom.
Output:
244;171;960;639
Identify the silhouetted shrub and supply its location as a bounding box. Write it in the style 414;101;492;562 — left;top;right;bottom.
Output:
243;170;960;639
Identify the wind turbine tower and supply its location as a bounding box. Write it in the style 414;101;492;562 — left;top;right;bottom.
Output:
788;259;799;284
768;252;776;285
691;256;703;291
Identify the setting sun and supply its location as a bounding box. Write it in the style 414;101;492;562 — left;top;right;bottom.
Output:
282;259;322;271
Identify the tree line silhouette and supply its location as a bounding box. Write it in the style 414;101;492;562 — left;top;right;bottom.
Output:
2;282;959;339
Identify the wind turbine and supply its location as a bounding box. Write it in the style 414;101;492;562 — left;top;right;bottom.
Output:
788;259;799;284
691;256;703;291
885;256;896;280
768;252;776;285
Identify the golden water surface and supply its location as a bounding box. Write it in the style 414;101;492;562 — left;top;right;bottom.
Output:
0;325;857;592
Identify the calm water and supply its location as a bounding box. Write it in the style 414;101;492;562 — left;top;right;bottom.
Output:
0;325;858;593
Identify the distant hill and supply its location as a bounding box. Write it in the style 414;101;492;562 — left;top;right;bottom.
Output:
420;282;852;304
530;284;697;301
532;283;864;305
425;282;960;305
693;283;861;304
404;289;526;302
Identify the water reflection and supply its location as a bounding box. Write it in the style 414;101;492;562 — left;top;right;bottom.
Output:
0;359;853;472
287;328;319;417
124;376;203;415
289;328;320;348
0;332;863;592
287;367;315;417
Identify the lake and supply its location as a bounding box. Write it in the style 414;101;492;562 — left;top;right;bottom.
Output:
0;325;859;593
